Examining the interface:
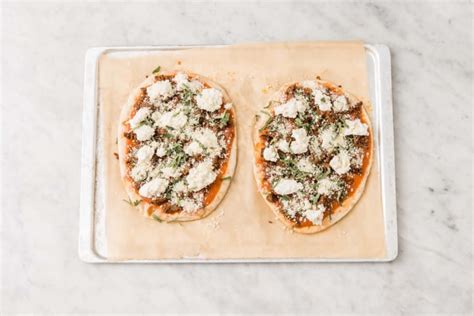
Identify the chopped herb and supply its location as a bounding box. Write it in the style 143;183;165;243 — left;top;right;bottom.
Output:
152;66;161;74
259;116;273;132
123;198;141;207
222;176;232;181
180;84;195;105
310;194;320;204
260;110;271;117
279;195;289;201
152;214;163;222
171;153;185;168
264;101;272;109
336;190;343;203
255;114;260;122
295;117;304;127
317;168;331;180
220;111;230;126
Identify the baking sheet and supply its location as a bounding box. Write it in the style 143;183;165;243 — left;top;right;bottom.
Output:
79;43;398;263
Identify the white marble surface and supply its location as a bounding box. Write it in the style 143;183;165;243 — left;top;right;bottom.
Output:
1;1;472;314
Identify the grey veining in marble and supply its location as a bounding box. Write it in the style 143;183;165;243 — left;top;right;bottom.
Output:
1;1;472;314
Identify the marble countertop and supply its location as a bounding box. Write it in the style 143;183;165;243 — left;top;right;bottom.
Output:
1;1;472;314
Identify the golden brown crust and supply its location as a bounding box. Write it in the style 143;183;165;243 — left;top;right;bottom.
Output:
118;70;237;222
253;78;373;234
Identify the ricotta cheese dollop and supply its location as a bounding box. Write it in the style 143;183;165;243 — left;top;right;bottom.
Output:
344;119;369;136
186;159;217;192
290;128;309;154
317;178;337;196
274;179;303;195
304;205;326;225
184;141;204;156
155;109;188;130
276;139;290;153
263;146;279;162
130;163;150;182
196;88;223;112
129;107;151;129
274;98;307;118
147;80;174;101
155;142;167;157
313;89;332;112
134;125;155;141
329;150;352;175
135;145;155;163
319;126;336;151
297;157;315;173
138;177;170;198
191;128;221;156
332;95;349;112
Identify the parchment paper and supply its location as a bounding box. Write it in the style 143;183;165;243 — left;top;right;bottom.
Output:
99;42;386;260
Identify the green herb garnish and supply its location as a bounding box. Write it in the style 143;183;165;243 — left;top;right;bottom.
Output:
259;116;273;132
222;176;232;181
152;66;161;74
260;110;271;117
310;194;321;204
123;198;141;207
180;84;195;105
317;168;331;180
220;111;230;126
295;117;304;127
152;214;163;222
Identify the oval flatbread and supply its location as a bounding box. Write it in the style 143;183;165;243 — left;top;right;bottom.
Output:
253;78;373;233
118;70;237;222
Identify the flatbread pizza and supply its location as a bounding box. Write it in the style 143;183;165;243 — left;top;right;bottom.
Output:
118;70;237;222
253;78;373;233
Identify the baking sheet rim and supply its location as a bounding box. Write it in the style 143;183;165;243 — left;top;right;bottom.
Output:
78;43;398;263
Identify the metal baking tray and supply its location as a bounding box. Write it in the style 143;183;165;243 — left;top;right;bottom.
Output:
79;44;398;263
